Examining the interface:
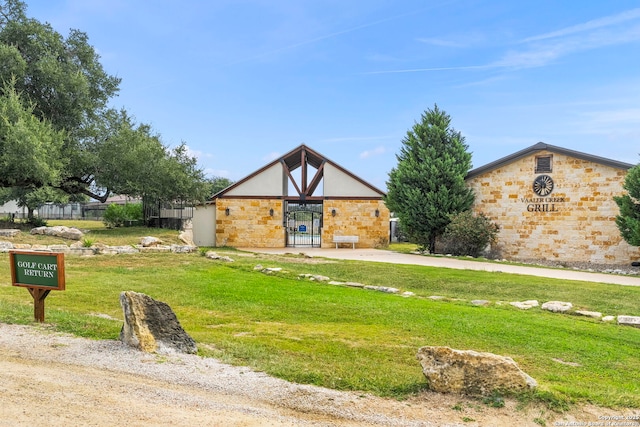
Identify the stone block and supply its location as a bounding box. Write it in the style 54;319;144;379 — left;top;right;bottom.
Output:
119;291;197;354
416;346;537;396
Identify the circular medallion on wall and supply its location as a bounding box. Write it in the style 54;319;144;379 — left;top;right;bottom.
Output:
533;175;554;196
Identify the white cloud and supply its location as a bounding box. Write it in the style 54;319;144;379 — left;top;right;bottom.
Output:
182;144;214;161
494;24;640;69
366;8;640;74
360;146;386;159
521;8;640;43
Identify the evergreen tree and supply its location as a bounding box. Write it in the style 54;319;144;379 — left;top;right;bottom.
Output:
385;105;474;253
615;163;640;246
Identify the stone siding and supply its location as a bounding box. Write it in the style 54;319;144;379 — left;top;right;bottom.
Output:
467;150;640;265
322;200;390;248
215;199;390;248
216;199;285;248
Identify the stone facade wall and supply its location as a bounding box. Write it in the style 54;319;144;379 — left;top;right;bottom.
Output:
466;150;640;265
215;198;390;248
216;199;285;248
322;200;390;248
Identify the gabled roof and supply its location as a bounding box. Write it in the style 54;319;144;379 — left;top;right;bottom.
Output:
212;144;385;199
466;142;636;179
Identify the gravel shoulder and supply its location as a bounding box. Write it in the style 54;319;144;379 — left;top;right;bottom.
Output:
2;323;637;427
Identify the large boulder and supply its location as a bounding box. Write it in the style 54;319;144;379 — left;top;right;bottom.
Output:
30;225;83;240
119;291;197;354
416;346;537;396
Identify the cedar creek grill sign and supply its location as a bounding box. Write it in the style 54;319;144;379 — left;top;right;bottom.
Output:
10;251;66;322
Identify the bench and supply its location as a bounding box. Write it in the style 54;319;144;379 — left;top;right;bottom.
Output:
333;235;358;249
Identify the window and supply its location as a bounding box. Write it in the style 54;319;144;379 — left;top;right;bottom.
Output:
535;155;552;173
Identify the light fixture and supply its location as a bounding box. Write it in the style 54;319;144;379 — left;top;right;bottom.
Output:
269;208;274;217
225;208;230;216
375;209;380;217
331;209;336;217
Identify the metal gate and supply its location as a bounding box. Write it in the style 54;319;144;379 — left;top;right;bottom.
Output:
285;202;322;247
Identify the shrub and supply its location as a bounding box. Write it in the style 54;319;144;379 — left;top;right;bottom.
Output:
27;217;48;227
439;211;499;257
103;203;143;228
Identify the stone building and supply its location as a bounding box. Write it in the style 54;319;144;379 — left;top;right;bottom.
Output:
466;142;640;265
192;145;390;248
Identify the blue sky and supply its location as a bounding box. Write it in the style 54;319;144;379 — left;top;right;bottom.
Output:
24;0;640;191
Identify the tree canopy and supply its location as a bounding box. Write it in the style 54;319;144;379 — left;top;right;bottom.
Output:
615;163;640;246
208;176;235;196
0;0;208;207
385;105;474;253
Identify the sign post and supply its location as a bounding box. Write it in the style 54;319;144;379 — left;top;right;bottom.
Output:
10;251;66;322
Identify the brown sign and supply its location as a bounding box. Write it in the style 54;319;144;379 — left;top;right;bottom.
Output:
10;251;65;290
10;251;66;322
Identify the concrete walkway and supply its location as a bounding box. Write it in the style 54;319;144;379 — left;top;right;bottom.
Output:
240;247;640;287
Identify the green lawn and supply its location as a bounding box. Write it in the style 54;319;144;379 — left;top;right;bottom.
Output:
0;224;639;410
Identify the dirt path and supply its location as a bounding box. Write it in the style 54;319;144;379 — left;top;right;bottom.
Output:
2;324;637;427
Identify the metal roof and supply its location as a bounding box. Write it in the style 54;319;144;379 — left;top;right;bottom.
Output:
466;142;636;179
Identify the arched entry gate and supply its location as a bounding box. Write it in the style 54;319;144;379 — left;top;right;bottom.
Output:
285;202;322;247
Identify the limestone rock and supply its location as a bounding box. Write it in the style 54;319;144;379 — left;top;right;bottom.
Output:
364;285;400;294
617;315;640;328
139;245;171;253
178;229;195;246
298;273;330;282
575;310;602;319
510;300;539;310
31;226;83;240
344;282;366;288
542;301;573;313
171;244;196;253
416;346;537;396
140;236;163;247
207;252;234;262
471;300;490;306
0;229;20;237
602;315;615;322
0;241;14;251
119;291;197;354
69;247;95;256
